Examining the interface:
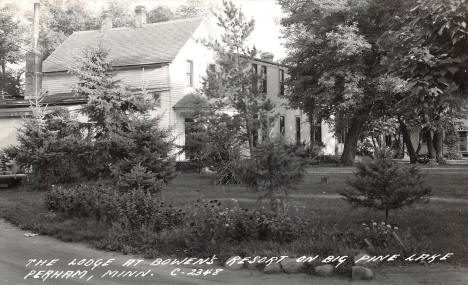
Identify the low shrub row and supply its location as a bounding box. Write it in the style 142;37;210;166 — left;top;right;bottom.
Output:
45;183;312;257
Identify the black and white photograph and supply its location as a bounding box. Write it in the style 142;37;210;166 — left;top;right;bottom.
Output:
0;0;467;284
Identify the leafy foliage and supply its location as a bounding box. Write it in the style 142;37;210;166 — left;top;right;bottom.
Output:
199;0;275;154
379;0;468;161
182;199;309;253
279;0;468;163
358;221;400;249
3;95;95;188
236;140;307;198
38;0;99;58
147;6;175;23
175;0;209;18
0;6;25;94
183;108;244;183
340;148;432;222
278;0;397;165
45;184;184;232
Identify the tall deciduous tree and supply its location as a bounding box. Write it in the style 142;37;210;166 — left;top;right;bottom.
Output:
380;0;468;162
147;6;174;23
175;0;208;18
38;0;99;58
279;0;402;165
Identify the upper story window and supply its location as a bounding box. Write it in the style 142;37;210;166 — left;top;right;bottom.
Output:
153;92;161;107
261;65;267;93
296;116;301;145
252;63;258;92
186;60;193;87
252;63;258;74
279;69;285;95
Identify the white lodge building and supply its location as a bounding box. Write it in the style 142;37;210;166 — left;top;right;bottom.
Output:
13;8;336;160
1;6;466;159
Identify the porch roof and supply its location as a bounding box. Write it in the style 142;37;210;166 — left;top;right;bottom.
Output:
173;94;209;111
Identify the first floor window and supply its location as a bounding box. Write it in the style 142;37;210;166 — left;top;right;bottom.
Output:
311;124;322;145
459;131;467;152
337;127;348;144
279;115;285;137
296;117;301;145
184;118;201;160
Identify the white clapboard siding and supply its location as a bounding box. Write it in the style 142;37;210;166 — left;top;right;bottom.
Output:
42;73;79;95
42;65;170;95
115;65;169;90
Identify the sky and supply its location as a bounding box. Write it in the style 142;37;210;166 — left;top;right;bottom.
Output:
3;0;287;60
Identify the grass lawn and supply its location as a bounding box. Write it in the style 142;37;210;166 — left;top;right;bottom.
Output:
0;167;467;265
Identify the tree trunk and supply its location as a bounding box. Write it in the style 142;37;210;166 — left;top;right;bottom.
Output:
433;129;444;162
340;111;369;166
399;121;417;163
0;60;5;93
425;128;436;159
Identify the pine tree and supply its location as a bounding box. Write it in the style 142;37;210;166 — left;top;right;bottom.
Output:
200;0;275;155
71;45;176;191
340;148;432;222
3;92;91;188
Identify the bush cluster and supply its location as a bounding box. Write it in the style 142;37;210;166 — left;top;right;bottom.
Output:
45;184;184;232
358;221;399;248
181;200;309;253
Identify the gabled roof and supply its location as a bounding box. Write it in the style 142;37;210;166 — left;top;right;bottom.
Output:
43;17;204;73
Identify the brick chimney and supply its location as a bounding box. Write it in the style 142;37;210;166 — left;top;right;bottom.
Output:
24;2;43;100
134;6;147;28
101;11;113;31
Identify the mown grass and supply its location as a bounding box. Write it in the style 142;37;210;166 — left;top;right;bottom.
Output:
0;167;467;265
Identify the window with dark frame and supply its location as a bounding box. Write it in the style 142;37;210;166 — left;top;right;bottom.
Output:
208;64;216;73
459;131;467;152
310;118;322;145
252;63;258;92
295;117;301;145
280;69;285;95
279;115;285;137
184;118;195;160
186;60;193;86
337;127;348;144
261;65;267;93
153;92;161;107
